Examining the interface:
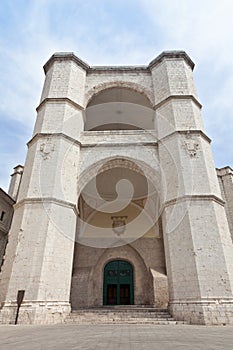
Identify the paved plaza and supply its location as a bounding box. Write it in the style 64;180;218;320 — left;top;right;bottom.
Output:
0;324;233;349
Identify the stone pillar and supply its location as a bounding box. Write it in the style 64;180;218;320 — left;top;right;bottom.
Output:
8;165;24;201
150;51;233;325
0;189;14;270
0;53;88;324
217;166;233;239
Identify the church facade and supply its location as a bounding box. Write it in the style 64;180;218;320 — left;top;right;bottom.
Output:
0;51;233;325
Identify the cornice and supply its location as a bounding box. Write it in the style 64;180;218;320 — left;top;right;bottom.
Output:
36;97;84;112
27;133;81;148
149;50;195;71
43;50;195;75
216;166;233;177
27;129;211;150
0;188;15;204
153;95;202;110
164;194;225;208
87;66;149;74
14;197;78;215
43;52;90;73
156;129;211;145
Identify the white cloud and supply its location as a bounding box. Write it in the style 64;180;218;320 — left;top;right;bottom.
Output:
0;0;232;190
140;0;233;56
139;0;233;167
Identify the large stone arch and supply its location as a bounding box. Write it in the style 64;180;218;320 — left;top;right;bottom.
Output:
77;156;161;198
88;244;153;306
82;199;152;224
85;81;154;108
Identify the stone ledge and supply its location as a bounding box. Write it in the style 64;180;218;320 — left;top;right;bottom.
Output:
149;50;195;71
36;97;84;112
0;188;15;205
170;298;233;304
88;66;149;73
158;129;211;144
11;164;24;174
82;129;157;136
14;197;78;215
43;51;195;75
153;94;202;110
26;129;211;153
216;166;233;177
80;129;211;147
164;194;225;208
43;52;90;73
27;133;81;148
80;141;158;148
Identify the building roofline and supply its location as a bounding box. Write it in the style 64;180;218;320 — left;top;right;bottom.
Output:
216;166;233;176
43;52;90;73
0;188;15;204
43;50;195;74
148;51;195;70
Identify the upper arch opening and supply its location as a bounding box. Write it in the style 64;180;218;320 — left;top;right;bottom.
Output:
88;87;152;107
85;87;154;131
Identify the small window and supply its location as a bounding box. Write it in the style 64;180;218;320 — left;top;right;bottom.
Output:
0;211;5;221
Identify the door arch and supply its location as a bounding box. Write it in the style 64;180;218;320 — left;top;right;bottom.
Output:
103;260;134;305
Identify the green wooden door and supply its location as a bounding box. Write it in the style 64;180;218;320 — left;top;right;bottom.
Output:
103;260;134;305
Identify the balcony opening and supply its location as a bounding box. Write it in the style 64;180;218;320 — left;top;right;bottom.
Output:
85;87;154;131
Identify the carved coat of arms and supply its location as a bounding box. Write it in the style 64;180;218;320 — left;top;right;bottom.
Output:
184;137;199;157
111;216;127;236
40;141;55;160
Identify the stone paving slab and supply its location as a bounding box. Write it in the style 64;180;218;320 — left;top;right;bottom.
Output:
0;324;233;350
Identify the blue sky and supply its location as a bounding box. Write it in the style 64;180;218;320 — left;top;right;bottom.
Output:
0;0;233;191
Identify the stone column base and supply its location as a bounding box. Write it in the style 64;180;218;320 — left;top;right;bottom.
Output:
170;299;233;325
0;301;71;325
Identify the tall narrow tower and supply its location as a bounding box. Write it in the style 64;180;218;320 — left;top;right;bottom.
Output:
0;51;233;325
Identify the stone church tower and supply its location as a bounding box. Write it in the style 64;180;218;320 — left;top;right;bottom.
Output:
1;51;233;325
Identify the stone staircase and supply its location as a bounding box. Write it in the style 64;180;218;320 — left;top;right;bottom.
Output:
65;306;183;325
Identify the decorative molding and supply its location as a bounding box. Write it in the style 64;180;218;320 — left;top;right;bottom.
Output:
81;129;156;136
0;188;15;205
148;50;195;71
80;129;210;148
27;133;81;148
178;130;211;143
170;298;233;305
14;197;78;215
80;141;158;148
36;97;84;112
88;66;148;73
85;80;154;108
164;194;225;208
157;129;211;145
43;52;89;73
153;94;202;110
216;166;233;177
77;156;159;198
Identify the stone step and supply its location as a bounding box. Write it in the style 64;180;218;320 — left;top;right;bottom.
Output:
69;314;174;319
65;307;184;325
65;319;179;325
73;307;169;313
70;312;171;319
